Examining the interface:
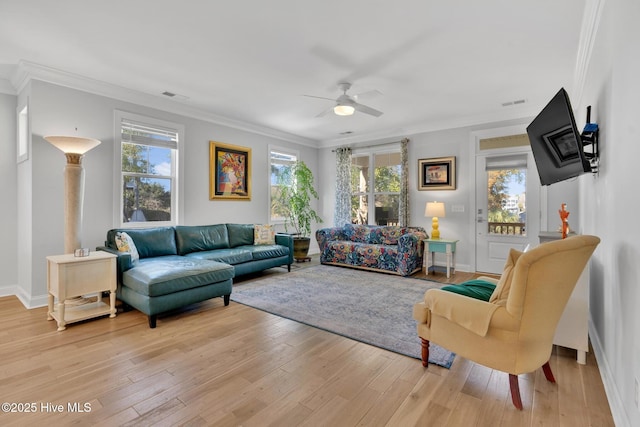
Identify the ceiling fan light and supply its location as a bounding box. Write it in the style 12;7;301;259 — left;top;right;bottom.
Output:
334;104;355;116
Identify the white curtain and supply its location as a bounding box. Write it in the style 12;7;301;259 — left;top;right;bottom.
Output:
398;138;410;226
334;147;352;226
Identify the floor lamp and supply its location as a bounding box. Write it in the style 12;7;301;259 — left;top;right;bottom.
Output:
45;135;101;254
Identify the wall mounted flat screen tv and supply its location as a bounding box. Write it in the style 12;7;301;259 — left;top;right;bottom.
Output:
526;88;591;186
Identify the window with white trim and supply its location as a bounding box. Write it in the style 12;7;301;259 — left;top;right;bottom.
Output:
269;148;298;222
351;150;401;225
116;112;182;226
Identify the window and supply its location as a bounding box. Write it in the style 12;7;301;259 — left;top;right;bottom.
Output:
115;112;182;226
269;148;298;222
351;150;401;225
485;155;527;236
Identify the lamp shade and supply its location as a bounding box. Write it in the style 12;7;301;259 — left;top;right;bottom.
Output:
44;136;101;154
425;201;445;218
334;104;355;116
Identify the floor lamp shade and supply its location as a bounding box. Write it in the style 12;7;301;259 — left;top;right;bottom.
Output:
425;201;445;240
45;136;101;254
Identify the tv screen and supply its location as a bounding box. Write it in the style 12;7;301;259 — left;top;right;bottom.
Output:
526;88;590;186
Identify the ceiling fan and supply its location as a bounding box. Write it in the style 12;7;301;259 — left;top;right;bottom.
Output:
304;82;383;117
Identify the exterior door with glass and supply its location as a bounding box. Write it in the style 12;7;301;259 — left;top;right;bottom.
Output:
475;151;540;274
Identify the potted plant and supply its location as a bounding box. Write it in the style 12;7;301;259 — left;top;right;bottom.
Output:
273;160;323;261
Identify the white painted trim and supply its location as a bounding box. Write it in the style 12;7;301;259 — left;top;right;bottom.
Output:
0;285;19;298
268;144;300;225
6;61;541;149
573;0;607;106
468;123;532;272
317;110;539;149
589;317;631;427
11;60;317;148
113;110;185;228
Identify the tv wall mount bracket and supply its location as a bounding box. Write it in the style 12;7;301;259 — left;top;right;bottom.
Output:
581;106;599;174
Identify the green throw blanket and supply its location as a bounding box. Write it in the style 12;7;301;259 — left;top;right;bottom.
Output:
441;279;496;301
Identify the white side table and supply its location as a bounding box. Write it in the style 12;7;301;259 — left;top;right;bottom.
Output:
539;231;589;364
47;251;117;331
423;239;459;278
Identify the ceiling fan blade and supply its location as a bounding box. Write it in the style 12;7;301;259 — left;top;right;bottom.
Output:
315;106;334;118
353;89;383;101
303;94;335;101
354;102;383;117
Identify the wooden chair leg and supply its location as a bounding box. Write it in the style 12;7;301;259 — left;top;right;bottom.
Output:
509;374;523;410
542;361;556;383
420;338;429;367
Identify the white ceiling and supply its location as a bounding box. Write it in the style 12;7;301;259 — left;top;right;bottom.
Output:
0;1;587;146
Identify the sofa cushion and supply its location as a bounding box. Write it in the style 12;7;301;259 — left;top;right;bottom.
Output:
108;227;177;259
226;223;255;247
353;242;399;271
175;224;229;255
185;248;253;265
367;226;408;244
122;255;234;297
343;224;370;243
245;244;289;261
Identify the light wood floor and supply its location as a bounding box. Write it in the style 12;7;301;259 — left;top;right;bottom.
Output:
0;258;614;426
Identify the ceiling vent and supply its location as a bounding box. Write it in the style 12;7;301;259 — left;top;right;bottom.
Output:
161;91;189;101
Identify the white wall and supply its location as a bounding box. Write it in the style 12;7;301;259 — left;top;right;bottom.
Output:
20;80;319;305
578;0;640;425
318;118;537;273
0;92;18;295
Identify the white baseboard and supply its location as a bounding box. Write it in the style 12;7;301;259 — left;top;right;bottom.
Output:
0;284;18;298
1;286;49;309
589;317;631;427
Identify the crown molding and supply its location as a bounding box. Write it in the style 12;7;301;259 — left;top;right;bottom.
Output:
573;0;606;106
317;107;537;149
11;60;318;148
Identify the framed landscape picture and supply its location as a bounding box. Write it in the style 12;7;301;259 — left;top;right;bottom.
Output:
209;141;251;200
418;156;456;190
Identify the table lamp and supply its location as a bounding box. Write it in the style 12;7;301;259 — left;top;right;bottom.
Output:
425;201;445;239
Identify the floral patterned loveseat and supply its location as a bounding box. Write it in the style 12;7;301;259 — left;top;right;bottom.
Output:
315;224;428;276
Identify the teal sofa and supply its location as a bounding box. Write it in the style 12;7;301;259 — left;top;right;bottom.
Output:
98;223;293;328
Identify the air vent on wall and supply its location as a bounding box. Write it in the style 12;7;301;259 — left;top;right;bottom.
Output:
502;99;526;107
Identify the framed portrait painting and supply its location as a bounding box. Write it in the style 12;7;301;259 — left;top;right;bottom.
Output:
209;141;251;200
418;156;456;190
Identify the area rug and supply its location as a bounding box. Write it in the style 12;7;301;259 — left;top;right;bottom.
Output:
231;265;456;368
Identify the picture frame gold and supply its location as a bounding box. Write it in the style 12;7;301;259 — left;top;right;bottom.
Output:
209;141;251;200
418;156;456;190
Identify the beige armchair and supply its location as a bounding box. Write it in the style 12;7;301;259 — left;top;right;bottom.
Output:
413;234;600;409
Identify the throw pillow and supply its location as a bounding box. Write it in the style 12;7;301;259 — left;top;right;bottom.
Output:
488;248;523;305
254;224;275;245
114;231;140;263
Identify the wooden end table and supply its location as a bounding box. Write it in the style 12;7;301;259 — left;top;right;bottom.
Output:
46;251;117;331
